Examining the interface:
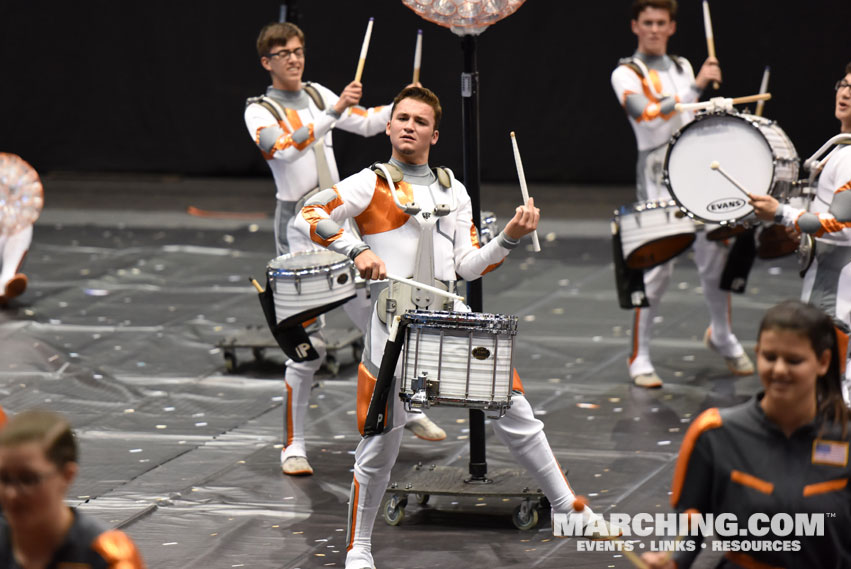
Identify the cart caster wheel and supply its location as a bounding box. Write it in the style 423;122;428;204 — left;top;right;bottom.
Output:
513;503;539;530
252;347;265;361
224;352;237;373
415;493;430;505
383;495;408;526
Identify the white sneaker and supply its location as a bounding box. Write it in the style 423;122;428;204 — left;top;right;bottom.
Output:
404;415;446;441
631;371;663;388
704;328;754;376
282;456;313;476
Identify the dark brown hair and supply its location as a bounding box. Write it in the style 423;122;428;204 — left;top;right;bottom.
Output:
256;22;305;58
391;86;443;130
0;410;78;468
758;300;849;437
632;0;678;20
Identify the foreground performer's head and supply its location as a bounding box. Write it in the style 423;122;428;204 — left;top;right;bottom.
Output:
387;86;442;165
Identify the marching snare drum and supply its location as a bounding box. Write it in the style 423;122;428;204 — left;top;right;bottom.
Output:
400;310;517;416
266;250;357;324
664;110;799;225
614;200;696;270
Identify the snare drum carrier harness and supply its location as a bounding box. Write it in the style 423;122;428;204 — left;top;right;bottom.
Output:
363;161;460;436
247;84;337;216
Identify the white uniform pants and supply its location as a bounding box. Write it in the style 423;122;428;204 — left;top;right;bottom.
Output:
629;232;744;377
345;308;588;569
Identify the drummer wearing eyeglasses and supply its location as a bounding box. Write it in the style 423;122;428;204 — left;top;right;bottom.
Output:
610;0;753;389
749;63;851;404
244;22;444;477
0;410;146;568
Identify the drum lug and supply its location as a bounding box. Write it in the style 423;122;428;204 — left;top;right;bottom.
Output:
294;273;302;295
385;298;397;316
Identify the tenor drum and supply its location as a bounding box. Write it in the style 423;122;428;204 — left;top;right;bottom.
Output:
266;250;356;323
400;310;517;416
664;111;799;225
614;200;696;270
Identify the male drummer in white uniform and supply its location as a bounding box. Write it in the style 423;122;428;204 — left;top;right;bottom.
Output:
750;62;851;403
610;0;754;388
244;22;444;477
296;86;616;569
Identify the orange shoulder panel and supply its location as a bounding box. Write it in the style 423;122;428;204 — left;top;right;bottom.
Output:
354;178;413;236
670;408;723;506
91;529;146;569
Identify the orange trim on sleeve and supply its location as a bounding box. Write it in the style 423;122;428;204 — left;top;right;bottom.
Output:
730;470;775;495
481;260;505;275
724;552;784;569
803;478;848;497
301;188;345;247
470;223;481;249
511;369;525;394
0;406;6;428
834;180;851;195
670;408;723;506
349;107;368;117
91;529;146;569
353;178;413;236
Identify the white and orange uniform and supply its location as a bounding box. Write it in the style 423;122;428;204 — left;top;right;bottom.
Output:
776;142;851;398
244;83;390;463
611;53;746;378
297;159;596;569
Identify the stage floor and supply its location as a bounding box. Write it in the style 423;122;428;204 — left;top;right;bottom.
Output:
0;178;803;568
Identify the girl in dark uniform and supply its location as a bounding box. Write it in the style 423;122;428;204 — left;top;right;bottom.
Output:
644;300;850;568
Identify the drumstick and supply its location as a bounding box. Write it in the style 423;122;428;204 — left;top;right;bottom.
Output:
386;273;465;302
674;92;770;113
571;497;647;569
509;132;542;252
354;17;374;83
702;0;720;90
248;277;264;294
755;66;770;117
412;29;422;84
710;161;752;198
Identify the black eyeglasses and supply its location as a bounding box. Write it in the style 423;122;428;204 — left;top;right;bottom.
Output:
835;80;851;92
0;469;58;493
267;47;305;60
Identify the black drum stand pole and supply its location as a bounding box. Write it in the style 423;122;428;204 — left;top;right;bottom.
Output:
460;34;489;483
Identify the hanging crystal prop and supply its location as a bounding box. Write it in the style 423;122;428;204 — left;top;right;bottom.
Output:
0;153;44;239
403;0;525;35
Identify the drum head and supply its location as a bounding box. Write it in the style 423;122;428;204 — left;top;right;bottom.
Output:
268;249;349;272
665;113;774;224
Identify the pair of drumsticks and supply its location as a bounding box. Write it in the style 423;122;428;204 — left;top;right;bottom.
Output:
352;18;422;86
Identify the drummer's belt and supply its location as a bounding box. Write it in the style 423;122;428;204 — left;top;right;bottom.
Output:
372;279;457;324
